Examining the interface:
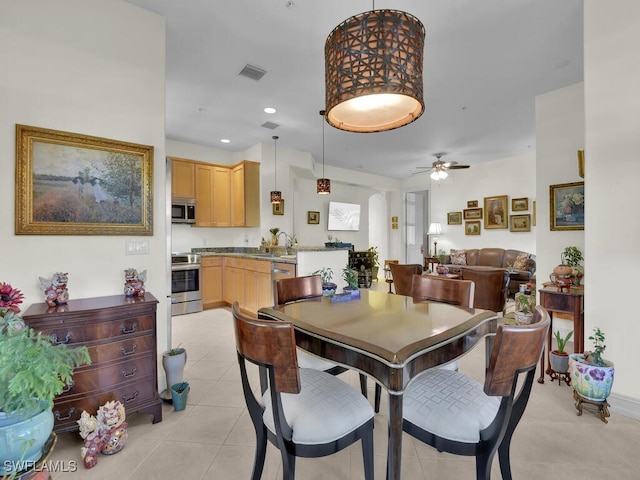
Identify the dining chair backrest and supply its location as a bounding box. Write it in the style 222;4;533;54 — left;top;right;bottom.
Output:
232;302;300;394
459;266;510;314
274;274;323;306
411;274;475;308
389;263;423;296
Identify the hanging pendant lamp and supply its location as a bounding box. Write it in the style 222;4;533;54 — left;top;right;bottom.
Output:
270;135;282;204
324;6;425;133
317;110;331;195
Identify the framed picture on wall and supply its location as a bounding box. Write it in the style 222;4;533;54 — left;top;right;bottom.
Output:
465;221;481;235
463;208;482;220
447;212;462;225
467;200;478;208
484;195;508;229
511;197;528;211
307;211;319;224
272;199;285;215
510;214;531;232
550;182;584;231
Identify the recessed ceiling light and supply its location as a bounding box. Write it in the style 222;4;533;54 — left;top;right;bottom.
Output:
220;139;231;144
264;107;276;114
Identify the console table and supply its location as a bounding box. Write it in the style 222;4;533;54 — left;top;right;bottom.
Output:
23;293;163;432
537;287;584;384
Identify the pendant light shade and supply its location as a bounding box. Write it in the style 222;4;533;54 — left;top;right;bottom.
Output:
270;135;282;204
325;9;425;133
317;110;331;195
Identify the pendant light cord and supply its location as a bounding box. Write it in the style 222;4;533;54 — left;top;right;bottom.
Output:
273;135;278;189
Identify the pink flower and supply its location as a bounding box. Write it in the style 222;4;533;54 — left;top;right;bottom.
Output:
0;282;24;313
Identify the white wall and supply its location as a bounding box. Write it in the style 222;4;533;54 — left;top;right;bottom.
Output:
583;0;640;415
428;154;537;256
1;0;168;350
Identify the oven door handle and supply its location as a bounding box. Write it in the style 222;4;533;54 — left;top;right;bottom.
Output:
272;268;292;275
171;264;201;272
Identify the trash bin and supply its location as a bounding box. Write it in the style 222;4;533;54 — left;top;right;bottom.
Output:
170;382;190;412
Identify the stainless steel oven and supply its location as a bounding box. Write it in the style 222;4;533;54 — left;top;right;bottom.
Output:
171;253;203;316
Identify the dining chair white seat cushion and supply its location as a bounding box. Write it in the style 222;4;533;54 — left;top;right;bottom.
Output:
262;368;374;445
403;369;500;443
296;348;339;372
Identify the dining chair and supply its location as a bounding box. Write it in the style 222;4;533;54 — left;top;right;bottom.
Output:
388;263;423;296
459;266;510;315
232;302;375;480
402;305;550;480
384;259;399;293
274;275;371;401
411;274;475;308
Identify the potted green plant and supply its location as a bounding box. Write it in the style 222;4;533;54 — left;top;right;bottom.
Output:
269;227;280;246
562;245;584;285
549;330;573;373
312;267;336;296
367;246;380;280
569;327;614;401
514;291;535;325
0;283;90;475
342;266;359;296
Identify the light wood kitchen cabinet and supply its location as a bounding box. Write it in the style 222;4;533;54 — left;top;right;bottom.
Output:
223;257;244;305
231;161;261;227
201;256;223;309
195;164;231;227
170;157;196;199
243;259;273;314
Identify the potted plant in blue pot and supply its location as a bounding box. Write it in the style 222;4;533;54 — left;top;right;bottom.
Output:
342;266;360;298
569;327;614;401
312;268;336;296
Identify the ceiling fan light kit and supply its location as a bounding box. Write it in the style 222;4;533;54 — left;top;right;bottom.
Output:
324;9;425;133
417;152;471;180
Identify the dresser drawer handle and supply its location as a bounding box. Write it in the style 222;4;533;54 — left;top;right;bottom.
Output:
61;380;75;393
51;332;73;345
54;407;76;421
120;344;138;355
122;391;139;403
121;367;138;378
120;322;138;334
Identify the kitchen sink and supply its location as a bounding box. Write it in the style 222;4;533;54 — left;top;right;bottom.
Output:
251;253;279;258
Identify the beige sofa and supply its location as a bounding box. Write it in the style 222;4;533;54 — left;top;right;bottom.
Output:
441;248;536;296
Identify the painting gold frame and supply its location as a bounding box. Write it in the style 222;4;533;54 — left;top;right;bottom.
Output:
550;182;584;231
15;124;153;235
467;200;478;208
578;150;585;178
307;210;319;224
272;199;285;215
463;208;482;220
447;211;462;225
511;197;528;212
484;195;508;229
465;221;481;235
510;214;531;232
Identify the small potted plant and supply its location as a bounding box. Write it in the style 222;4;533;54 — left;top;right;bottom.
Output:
342;266;360;297
269;227;280;246
367;246;380;280
549;330;573;373
569;327;614;401
312;267;336;296
162;344;187;403
514;290;535;325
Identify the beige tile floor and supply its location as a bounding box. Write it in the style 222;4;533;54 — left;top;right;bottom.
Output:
50;283;640;479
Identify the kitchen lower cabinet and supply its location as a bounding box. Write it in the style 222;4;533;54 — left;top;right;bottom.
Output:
221;257;278;314
22;293;162;433
202;256;223;309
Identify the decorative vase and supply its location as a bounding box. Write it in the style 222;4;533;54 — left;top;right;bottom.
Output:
0;407;53;475
553;264;573;276
568;353;615;401
162;348;187;401
272;235;279;246
514;311;534;325
549;350;570;373
170;382;190;412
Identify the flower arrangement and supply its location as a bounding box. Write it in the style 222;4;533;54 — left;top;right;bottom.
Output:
559;191;584;220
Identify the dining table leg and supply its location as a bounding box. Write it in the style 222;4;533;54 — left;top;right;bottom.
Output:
386;392;403;480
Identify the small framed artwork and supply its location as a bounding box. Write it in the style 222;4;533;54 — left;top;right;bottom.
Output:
391;216;398;223
484;195;508;229
272;199;285;215
510;214;531;232
467;200;478;208
550;182;584;231
533;200;537;226
15;124;154;236
578;150;585;178
511;197;528;211
447;212;462;225
463;207;482;220
465;221;481;235
307;211;319;224
392;223;398;230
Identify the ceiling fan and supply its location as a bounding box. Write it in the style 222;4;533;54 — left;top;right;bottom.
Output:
415;152;471;180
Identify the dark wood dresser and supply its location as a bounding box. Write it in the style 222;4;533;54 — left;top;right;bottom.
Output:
22;293;163;433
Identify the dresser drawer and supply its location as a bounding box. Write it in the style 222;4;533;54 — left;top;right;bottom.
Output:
61;354;156;398
86;335;155;364
53;377;157;432
36;314;155;346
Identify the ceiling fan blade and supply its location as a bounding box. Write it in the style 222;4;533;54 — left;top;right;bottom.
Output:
447;164;470;169
415;166;434;170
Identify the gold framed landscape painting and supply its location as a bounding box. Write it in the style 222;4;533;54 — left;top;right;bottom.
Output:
463;207;482;220
465;220;481;235
307;210;320;224
15;124;153;235
510;214;531;232
447;211;462;225
511;197;528;211
484;195;508;229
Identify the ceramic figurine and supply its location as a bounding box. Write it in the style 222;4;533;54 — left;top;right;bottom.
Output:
77;400;127;468
39;272;69;307
124;268;146;297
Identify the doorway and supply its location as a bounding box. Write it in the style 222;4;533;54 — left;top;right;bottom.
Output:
405;191;428;265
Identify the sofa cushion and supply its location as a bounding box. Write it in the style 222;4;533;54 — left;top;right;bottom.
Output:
475;248;505;268
512;253;530;270
450;250;467;265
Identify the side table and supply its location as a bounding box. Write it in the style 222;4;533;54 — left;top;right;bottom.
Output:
423;257;440;273
537;287;584;384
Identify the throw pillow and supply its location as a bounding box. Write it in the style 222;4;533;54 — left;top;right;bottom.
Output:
512;253;530;271
451;250;467;265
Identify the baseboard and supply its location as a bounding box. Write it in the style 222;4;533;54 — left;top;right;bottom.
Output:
609;392;640;420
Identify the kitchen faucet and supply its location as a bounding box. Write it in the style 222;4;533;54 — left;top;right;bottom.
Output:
277;231;292;255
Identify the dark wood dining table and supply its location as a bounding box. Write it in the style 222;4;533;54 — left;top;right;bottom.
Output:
258;289;498;480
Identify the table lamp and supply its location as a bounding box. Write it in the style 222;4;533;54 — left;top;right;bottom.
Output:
427;222;443;257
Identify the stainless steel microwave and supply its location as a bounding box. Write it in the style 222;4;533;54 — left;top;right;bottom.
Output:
171;198;196;224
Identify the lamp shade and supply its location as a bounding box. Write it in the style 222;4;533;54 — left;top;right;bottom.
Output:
317;178;331;194
427;222;443;235
325;9;425;133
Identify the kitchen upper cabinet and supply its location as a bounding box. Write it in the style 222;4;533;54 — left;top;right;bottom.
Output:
231;161;260;227
201;256;223;309
170;157;196;199
195;164;230;227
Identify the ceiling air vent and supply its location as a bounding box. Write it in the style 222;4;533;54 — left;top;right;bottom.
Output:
261;121;280;129
239;64;267;81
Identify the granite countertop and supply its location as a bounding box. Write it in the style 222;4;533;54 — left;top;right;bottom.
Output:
190;246;350;265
